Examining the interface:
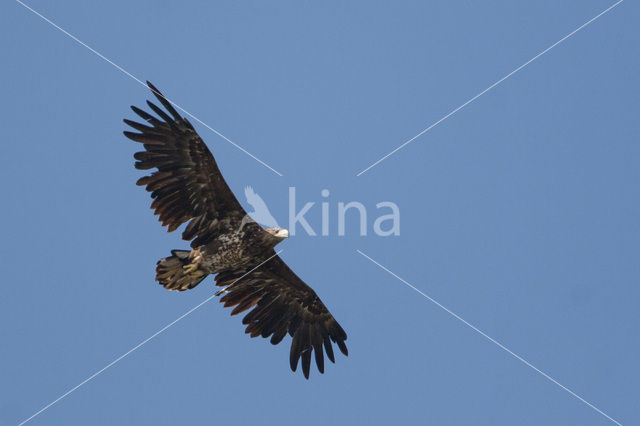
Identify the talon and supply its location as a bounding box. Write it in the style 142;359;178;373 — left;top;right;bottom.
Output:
182;263;199;274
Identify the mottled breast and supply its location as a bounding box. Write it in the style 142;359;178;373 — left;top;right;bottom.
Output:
198;228;247;272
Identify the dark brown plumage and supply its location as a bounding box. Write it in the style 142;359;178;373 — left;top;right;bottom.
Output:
215;256;348;378
123;81;347;378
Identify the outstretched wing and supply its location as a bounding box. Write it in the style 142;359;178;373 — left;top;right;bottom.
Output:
215;254;348;379
123;81;259;247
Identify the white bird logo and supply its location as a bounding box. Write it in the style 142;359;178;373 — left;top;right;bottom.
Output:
240;186;280;230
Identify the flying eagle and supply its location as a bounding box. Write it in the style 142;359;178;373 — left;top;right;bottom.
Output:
123;82;347;379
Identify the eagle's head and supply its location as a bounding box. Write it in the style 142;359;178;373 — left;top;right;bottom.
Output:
265;227;290;240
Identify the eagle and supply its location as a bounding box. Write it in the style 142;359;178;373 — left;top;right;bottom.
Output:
123;82;347;379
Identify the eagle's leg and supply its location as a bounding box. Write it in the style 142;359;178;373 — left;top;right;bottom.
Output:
182;263;199;274
182;248;203;274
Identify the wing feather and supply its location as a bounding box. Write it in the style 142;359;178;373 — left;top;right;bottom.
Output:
215;254;348;379
124;81;259;246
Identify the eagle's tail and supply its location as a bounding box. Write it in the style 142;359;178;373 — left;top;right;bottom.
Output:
156;249;208;291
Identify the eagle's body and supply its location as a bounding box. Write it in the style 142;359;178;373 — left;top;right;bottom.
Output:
123;82;347;379
157;218;284;291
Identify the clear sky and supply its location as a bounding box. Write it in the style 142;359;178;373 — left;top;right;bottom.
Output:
1;1;638;425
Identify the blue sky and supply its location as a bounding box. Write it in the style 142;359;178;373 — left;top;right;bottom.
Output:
1;1;638;425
